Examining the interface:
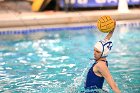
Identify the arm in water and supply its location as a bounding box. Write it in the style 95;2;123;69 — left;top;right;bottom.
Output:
96;61;121;93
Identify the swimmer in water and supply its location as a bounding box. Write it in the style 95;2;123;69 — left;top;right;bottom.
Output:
85;21;121;93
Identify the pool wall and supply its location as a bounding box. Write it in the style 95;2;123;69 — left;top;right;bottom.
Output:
0;9;140;28
0;20;140;35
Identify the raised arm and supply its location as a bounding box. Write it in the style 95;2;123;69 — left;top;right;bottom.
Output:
97;62;121;93
104;20;116;41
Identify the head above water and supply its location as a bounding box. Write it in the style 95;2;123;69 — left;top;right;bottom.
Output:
94;40;113;60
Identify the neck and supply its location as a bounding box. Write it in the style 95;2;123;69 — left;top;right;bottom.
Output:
96;57;107;61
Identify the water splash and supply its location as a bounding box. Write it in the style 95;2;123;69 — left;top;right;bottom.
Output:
65;59;93;93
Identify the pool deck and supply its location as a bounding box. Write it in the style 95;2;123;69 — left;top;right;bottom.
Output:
0;2;140;29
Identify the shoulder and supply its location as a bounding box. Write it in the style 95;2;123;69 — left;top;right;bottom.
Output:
96;61;110;77
96;60;108;69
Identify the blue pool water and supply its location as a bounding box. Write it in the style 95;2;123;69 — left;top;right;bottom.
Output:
0;23;140;93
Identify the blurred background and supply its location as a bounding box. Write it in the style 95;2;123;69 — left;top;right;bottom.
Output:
0;0;139;12
0;0;139;28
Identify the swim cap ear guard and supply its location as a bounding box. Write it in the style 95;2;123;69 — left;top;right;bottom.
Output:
94;40;113;58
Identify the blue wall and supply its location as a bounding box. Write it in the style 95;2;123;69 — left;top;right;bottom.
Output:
59;0;140;8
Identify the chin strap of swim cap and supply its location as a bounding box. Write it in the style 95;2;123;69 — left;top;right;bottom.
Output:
94;40;113;58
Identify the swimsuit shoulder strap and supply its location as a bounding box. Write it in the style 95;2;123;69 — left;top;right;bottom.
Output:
92;60;108;67
101;60;108;67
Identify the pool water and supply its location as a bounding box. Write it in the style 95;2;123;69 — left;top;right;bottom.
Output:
0;24;140;93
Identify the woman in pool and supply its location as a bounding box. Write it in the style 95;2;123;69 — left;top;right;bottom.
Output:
84;22;121;93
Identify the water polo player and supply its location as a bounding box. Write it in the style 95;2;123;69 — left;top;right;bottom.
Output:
84;19;121;93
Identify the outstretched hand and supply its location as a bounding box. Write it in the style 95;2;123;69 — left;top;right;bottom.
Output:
105;19;116;40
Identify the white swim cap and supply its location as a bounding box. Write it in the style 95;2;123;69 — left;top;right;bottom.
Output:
94;40;113;57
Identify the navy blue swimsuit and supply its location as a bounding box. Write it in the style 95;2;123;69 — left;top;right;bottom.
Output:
85;60;108;90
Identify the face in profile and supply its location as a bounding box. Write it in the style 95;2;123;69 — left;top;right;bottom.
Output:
94;48;102;60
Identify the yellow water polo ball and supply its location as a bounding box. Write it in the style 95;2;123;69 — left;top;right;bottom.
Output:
97;16;115;33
